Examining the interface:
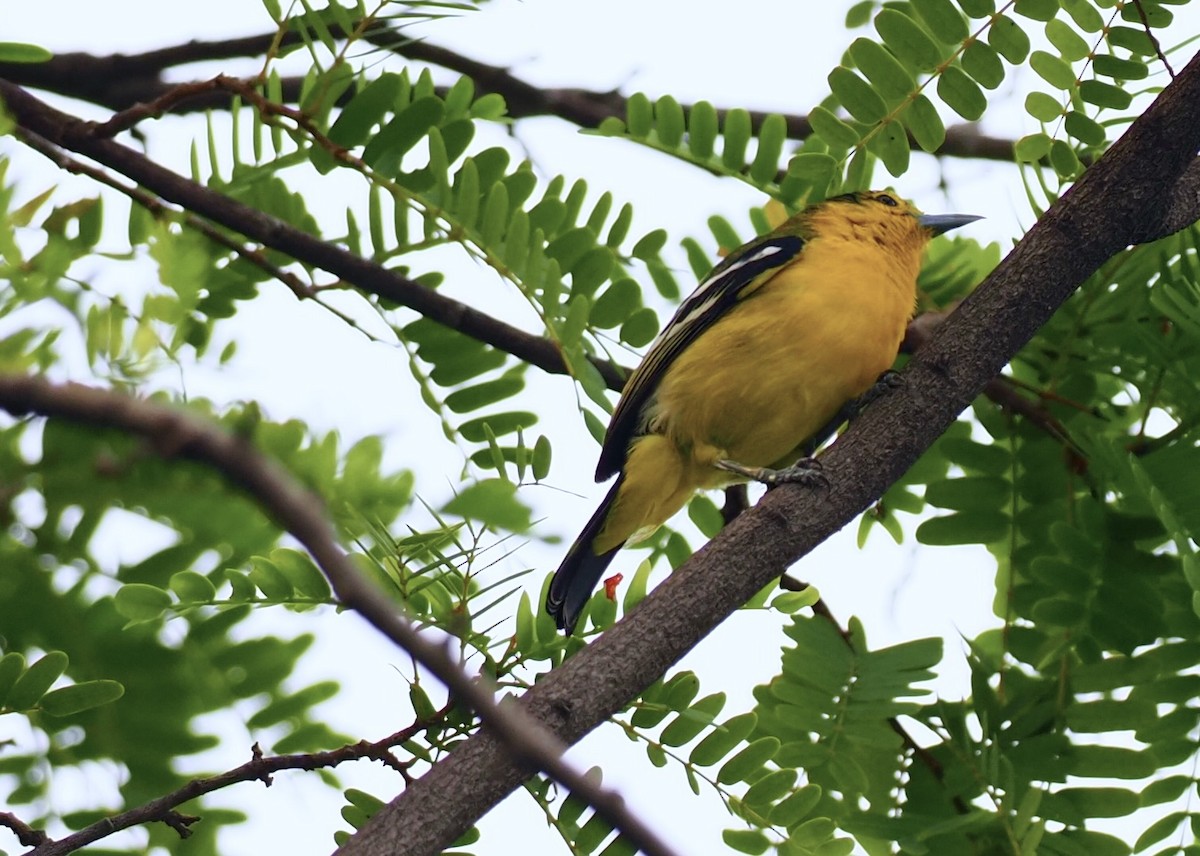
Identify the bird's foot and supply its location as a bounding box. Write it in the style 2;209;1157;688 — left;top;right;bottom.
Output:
715;457;827;488
859;370;905;408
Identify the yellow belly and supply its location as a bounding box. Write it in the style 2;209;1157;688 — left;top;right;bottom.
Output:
653;248;913;476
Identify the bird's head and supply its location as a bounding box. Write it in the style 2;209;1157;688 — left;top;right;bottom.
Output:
806;189;980;253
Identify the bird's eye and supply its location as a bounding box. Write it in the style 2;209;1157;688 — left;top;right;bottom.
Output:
878;194;898;207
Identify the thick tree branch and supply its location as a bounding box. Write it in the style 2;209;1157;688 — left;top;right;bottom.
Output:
335;50;1200;856
0;377;678;856
0;34;1018;161
0;78;626;392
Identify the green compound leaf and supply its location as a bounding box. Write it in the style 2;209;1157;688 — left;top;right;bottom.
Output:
723;828;770;855
808;105;861;150
1062;0;1104;31
1079;80;1132;111
989;14;1031;64
829;66;888;124
442;478;532;531
1030;50;1077;90
868;120;910;177
911;0;969;44
687;100;719;160
689;712;758;767
749;113;788;184
1014;0;1058;21
848;38;916;103
1093;54;1148;81
114;583;173;622
0;41;53;63
1025;91;1064;122
659;692;727;747
722;108;753;170
40;680;126;716
6;651;69;710
903;93;946;152
717;737;780;785
328;73;405;148
1064;111;1105;146
1045;18;1090;62
937;66;987;121
916;510;1009;545
654;94;685;148
0;653;25;707
875;9;943;71
362;97;446;175
962;40;1005;89
170;570;218;603
957;0;995;17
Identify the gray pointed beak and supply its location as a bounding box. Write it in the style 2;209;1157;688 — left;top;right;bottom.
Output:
918;213;982;236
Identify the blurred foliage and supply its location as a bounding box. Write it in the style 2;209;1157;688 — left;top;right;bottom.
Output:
1;0;1199;854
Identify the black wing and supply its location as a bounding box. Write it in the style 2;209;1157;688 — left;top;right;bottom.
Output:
594;234;806;481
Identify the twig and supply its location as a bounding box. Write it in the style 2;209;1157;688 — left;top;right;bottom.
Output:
0;812;48;848
0;34;1022;161
12;126;318;302
0;79;628;392
13;123;388;342
0;376;680;856
27;704;455;854
91;78;234;138
1131;0;1176;78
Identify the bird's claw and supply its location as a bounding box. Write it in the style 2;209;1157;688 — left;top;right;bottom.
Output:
860;370;905;408
716;457;827;488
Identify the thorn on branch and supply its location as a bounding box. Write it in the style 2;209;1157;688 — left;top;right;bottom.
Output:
161;811;201;839
250;742;274;787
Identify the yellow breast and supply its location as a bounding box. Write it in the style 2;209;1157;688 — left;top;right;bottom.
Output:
649;231;921;478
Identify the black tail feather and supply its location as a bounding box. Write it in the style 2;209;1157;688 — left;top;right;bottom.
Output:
546;477;624;635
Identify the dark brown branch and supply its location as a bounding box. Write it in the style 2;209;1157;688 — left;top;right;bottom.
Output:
0;376;678;856
13;126;318;303
904;309;1081;452
333;50;1200;856
1131;0;1175;78
0;812;48;848
0;34;1019;162
0;79;627;392
28;705;454;855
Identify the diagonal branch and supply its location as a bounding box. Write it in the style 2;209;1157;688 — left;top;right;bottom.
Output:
0;78;626;391
0;376;679;856
333;49;1200;856
0;34;1018;161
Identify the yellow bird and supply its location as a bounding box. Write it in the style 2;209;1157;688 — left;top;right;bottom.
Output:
546;190;979;634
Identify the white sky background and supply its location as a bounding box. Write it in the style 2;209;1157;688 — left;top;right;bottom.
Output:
3;1;1198;854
